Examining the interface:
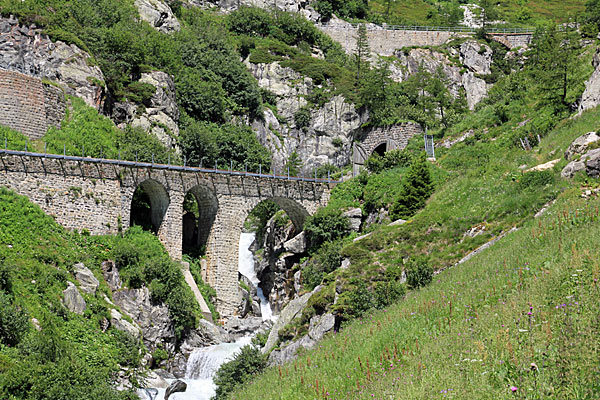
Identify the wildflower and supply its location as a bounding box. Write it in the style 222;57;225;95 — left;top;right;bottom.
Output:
510;386;518;393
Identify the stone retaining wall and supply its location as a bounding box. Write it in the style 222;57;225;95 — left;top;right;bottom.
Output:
0;70;65;139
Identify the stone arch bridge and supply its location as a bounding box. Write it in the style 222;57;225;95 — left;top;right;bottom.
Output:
0;150;333;316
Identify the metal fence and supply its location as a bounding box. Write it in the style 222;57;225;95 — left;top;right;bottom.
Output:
424;134;435;159
0;148;340;184
321;22;535;34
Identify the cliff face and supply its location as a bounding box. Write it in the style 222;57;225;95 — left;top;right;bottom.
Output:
0;16;106;110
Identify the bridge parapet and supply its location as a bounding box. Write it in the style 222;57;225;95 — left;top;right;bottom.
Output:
0;150;333;316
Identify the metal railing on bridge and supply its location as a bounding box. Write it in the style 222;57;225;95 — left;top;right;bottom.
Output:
0;147;341;184
320;22;535;34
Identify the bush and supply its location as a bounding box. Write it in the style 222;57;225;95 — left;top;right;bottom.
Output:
227;6;273;37
213;345;266;400
304;208;350;249
302;240;342;289
373;280;406;309
294;106;312;132
518;170;555;190
405;257;433;289
0;293;29;347
389;154;434;220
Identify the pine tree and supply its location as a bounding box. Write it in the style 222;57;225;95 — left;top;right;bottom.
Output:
354;24;370;85
426;66;452;128
390;153;434;220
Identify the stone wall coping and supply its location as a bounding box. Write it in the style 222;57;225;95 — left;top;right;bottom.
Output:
0;149;340;184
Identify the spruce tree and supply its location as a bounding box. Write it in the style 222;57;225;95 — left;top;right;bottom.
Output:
354;23;370;85
390;153;434;220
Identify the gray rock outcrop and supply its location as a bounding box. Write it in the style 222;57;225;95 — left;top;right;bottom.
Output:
73;263;99;295
165;380;187;400
268;312;335;365
110;309;142;338
343;208;362;232
283;231;307;254
101;260;122;292
0;16;106;110
561;148;600;178
62;282;86;315
462;72;489;110
112;71;179;149
564;132;600;160
200;0;320;20
578;48;600;114
263;285;322;353
113;287;175;352
248;61;364;172
459;40;493;75
135;0;181;33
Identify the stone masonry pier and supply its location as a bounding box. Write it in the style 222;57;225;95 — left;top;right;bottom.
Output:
0;150;333;316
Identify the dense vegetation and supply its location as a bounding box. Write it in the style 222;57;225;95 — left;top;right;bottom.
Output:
0;188;202;398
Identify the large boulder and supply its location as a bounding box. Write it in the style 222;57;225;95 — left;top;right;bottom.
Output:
112;287;175;352
113;71;179;149
561;148;600;178
0;16;106;110
62;282;86;315
343;208;362;232
110;309;142;339
73;263;99;295
134;0;181;33
462;72;489;110
578;48;600;114
564;132;600;160
164;380;187;400
263;285;322;353
459;40;493;75
283;231;308;254
101;260;122;292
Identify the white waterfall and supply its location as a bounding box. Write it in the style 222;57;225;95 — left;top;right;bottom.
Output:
137;232;272;400
238;232;274;321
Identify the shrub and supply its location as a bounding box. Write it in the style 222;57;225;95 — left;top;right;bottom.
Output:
294;106;312;132
0;293;29;347
405;257;433;289
518;170;555;190
304;208;350;249
227;6;273;37
389;154;434;220
301;240;342;289
373;280;406;309
315;163;340;179
213;345;266;400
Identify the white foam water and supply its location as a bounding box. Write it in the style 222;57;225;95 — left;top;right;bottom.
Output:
137;232;273;400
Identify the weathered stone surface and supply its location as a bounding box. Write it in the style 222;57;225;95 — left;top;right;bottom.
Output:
113;71;179;149
459;40;493;75
142;370;169;389
283;231;307;254
110;309;142;338
135;0;181;33
389;219;407;226
113;287;175;351
343;208;362;232
585;149;600;178
308;313;335;341
201;0;320;20
462;72;489;110
225;316;264;339
263;285;322;353
165;380;187;400
73;263;99;295
247;61;364;172
62;282;86;315
564;132;600;160
525;159;561;173
0;16;105;110
101;260;122;292
578;48;600;114
0;70;66;140
268;334;316;365
561;160;586;179
0;153;331;317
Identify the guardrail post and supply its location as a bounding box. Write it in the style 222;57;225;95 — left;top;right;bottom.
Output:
259;164;262;175
230;160;233;173
287;166;290;180
152;153;154;165
136;152;138;163
63;143;66;156
25;140;27;152
4;138;6;150
44;142;47;154
184;155;187;167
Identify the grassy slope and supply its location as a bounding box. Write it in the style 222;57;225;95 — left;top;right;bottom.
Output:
369;0;585;25
229;106;600;399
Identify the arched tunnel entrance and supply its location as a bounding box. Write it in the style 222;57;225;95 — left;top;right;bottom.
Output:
130;179;170;233
372;142;387;157
182;185;218;257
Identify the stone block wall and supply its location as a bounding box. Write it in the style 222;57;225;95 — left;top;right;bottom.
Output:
0;70;65;139
0;153;332;317
357;122;424;158
319;24;533;56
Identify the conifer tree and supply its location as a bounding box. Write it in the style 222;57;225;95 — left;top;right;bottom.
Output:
354;24;370;85
390;153;434;220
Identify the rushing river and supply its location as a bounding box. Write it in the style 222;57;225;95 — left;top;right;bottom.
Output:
138;232;271;400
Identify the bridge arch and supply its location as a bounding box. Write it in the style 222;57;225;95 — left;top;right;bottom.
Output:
182;185;218;255
270;196;310;230
130;179;170;233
